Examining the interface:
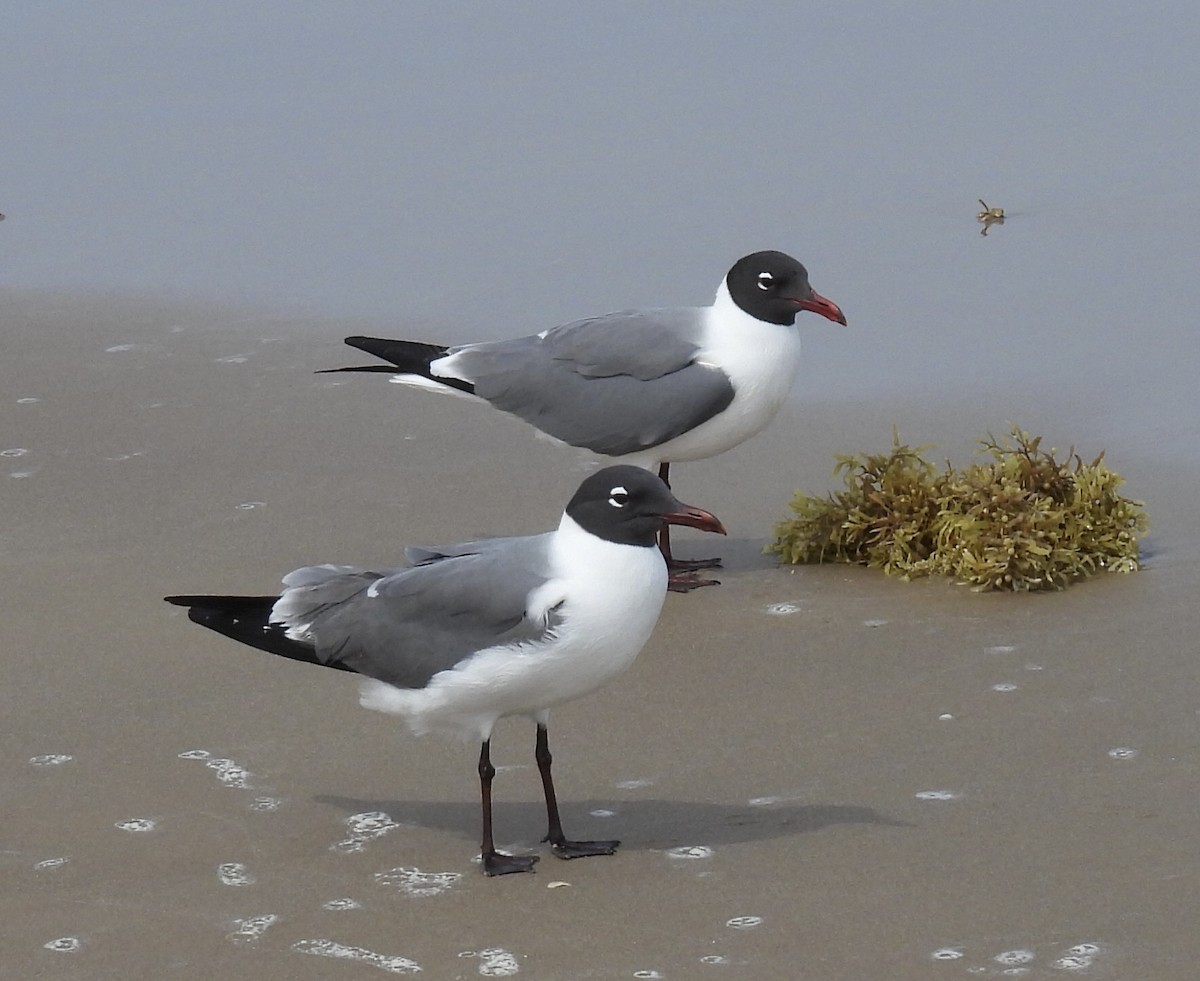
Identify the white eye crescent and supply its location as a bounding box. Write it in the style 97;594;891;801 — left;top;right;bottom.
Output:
608;486;629;508
757;271;774;291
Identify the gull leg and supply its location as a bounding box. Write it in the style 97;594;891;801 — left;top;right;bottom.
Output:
478;740;538;875
656;463;722;591
536;723;620;860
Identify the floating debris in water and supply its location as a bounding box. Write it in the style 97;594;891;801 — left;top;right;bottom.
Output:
770;428;1148;591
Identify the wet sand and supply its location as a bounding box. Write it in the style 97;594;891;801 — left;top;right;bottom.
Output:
6;291;1198;979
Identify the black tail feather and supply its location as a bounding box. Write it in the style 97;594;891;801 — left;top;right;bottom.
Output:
164;595;356;675
316;335;475;394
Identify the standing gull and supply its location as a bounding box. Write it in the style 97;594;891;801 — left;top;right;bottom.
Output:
166;466;725;875
322;250;845;589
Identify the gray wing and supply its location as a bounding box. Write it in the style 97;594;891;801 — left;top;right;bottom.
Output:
441;308;735;456
272;535;559;690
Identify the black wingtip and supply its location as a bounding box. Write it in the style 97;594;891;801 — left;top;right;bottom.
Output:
315;364;403;375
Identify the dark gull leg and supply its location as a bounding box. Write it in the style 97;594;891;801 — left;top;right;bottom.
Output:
656;462;722;592
478;740;538;875
535;723;620;860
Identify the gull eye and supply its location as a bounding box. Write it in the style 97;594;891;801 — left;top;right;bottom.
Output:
757;271;774;291
607;485;629;508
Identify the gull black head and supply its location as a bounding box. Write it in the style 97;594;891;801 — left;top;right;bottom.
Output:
565;465;726;547
725;250;848;327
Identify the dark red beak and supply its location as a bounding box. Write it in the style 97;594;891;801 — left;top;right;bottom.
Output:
663;505;727;536
795;289;847;326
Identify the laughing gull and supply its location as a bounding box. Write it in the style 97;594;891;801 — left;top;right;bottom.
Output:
322;250;846;589
165;466;725;876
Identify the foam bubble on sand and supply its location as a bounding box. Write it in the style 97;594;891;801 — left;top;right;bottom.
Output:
991;682;1019;692
667;845;714;860
374;866;462;897
34;857;70;870
984;645;1017;654
43;937;82;953
115;817;157;832
615;778;654;790
214;354;253;364
700;955;729;965
227;914;279;944
994;949;1035;965
293;939;421;974
321;897;363;911
862;618;888;628
105;343;157;353
632;972;662;980
478;948;521;976
218;863;256;887
17;397;40;404
205;758;253;788
250;796;282;812
589;808;616;818
29;753;73;766
332;811;401;854
915;790;961;800
236;501;266;510
178;749;254;789
2;448;30;457
1053;942;1102;971
1108;747;1139;759
726;916;763;929
928;941;1103;973
763;602;800;615
459;949;521;976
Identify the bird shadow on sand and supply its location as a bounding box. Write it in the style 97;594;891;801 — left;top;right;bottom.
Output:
314;793;907;853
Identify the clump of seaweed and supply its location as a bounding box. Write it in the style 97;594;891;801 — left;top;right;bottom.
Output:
769;428;1148;591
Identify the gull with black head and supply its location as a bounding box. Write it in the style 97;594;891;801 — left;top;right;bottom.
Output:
322;250;846;589
166;466;724;875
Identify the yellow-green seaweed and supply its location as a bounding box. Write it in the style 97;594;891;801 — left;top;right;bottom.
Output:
769;428;1148;591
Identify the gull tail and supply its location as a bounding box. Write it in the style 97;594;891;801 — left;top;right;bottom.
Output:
164;594;356;674
317;336;476;395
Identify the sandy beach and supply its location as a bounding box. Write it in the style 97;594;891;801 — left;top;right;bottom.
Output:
5;290;1198;979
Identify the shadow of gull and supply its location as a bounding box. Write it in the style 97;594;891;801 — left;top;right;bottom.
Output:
315;794;907;852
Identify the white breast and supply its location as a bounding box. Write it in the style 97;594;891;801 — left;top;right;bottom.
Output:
617;282;803;467
358;514;668;742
